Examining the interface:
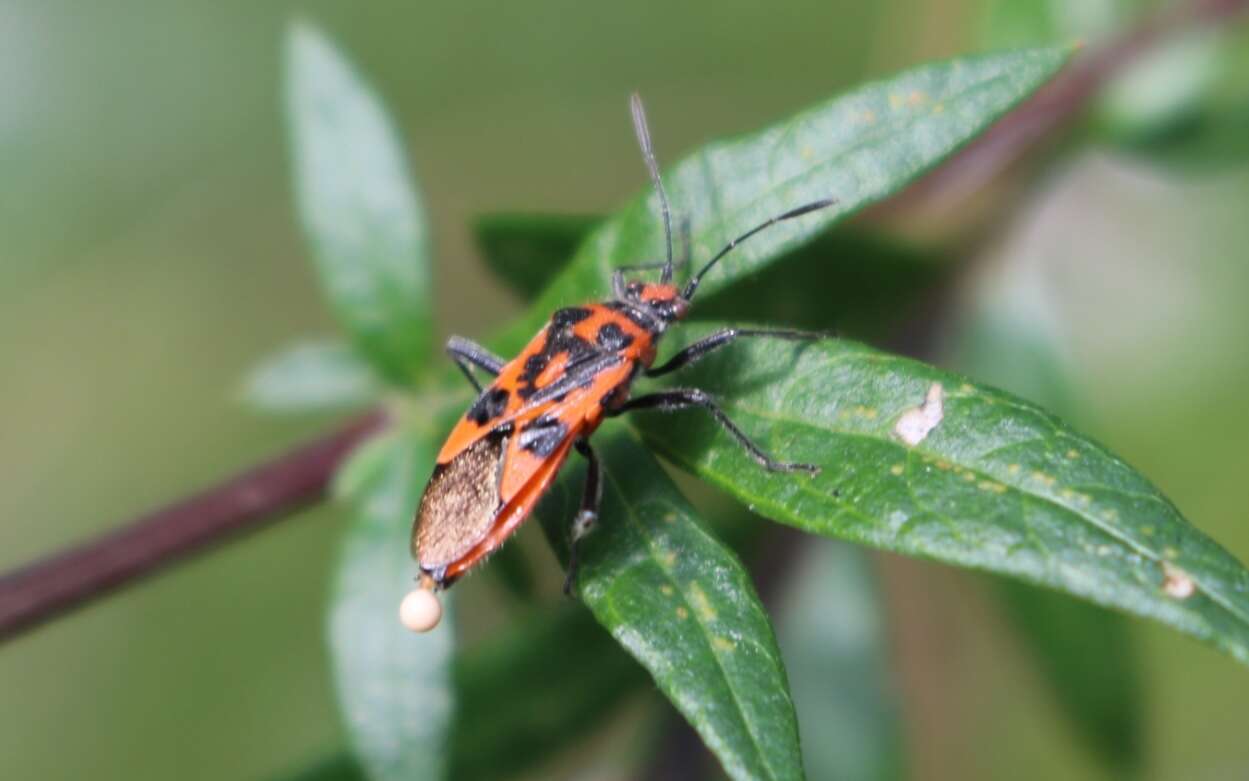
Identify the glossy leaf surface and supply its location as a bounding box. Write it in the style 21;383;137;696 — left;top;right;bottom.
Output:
634;326;1249;667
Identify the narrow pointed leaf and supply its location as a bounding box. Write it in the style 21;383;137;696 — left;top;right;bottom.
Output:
633;325;1249;666
286;23;433;386
242;340;380;414
538;428;805;781
328;429;454;781
505;47;1070;343
777;540;903;781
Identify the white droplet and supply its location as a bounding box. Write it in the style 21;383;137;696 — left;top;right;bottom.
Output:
399;587;443;632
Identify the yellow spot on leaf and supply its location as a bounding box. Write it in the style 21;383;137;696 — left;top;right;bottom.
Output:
861;109;877;123
933;102;945;113
661;584;674;596
663;512;678;524
688;583;718;623
712;636;737;653
1007;463;1021;476
1031;471;1056;488
801;145;815;160
890;464;904;476
676;606;689;620
1066;449;1080;460
936;459;952;471
889;93;903;109
963;472;976;482
978;480;1006;494
907;90;927;106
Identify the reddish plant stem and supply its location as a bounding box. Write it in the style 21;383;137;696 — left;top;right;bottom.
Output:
0;411;385;643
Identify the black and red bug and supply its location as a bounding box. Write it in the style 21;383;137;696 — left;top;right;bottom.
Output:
400;94;834;632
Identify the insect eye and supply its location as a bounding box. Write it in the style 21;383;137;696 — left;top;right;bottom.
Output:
626;282;644;297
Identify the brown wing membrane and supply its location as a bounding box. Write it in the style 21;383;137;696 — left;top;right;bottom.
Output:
414;434;505;571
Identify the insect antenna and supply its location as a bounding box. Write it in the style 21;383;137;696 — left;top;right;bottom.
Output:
681;197;837;301
629;93;675;285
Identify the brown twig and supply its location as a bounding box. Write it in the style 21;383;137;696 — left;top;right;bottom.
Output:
3;0;1246;650
0;410;385;643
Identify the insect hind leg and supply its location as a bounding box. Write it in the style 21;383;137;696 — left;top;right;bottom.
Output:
446;336;506;392
564;438;602;596
612;388;819;474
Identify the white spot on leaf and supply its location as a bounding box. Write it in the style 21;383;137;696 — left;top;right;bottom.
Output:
894;383;944;446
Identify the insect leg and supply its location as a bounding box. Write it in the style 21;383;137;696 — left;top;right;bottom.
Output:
612;388;819;474
564;438;602;596
446;336;506;392
647;328;825;377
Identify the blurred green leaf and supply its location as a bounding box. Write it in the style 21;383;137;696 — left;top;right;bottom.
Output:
777;540;903;781
328;429;454;781
272;754;367;781
995;578;1142;767
241;340;380;414
1106;25;1249;169
449;602;648;781
538;428;805;781
473;213;600;299
633;325;1249;667
950;279;1142;769
500;46;1070;349
286;22;433;386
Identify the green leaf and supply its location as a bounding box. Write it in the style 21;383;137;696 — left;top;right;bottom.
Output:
538;427;805;781
950;274;1142;769
241;340;380;414
473;213;600;299
776;540;903;781
632;325;1249;667
504;47;1070;346
285;22;433;386
328;429;454;781
449;603;648;781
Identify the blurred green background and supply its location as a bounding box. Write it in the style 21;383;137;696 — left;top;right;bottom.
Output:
2;1;1248;779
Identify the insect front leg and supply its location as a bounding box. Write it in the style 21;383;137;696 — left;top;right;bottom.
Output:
612;388;820;474
446;335;506;392
564;438;602;596
647;327;825;377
